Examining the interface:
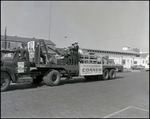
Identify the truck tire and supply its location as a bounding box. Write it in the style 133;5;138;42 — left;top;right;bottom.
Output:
109;69;116;79
1;72;11;92
46;70;60;86
43;76;50;86
32;76;43;84
103;69;109;80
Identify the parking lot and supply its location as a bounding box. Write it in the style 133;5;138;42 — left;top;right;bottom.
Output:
1;70;149;118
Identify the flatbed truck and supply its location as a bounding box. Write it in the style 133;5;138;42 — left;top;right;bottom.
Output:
1;39;123;91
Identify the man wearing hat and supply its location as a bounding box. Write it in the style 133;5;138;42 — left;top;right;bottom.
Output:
69;43;75;65
74;41;79;65
62;47;69;65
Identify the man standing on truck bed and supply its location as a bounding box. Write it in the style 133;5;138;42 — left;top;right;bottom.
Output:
74;41;79;65
36;42;46;64
69;43;75;65
62;47;69;65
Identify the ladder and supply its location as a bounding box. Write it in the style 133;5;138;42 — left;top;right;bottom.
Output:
39;39;51;64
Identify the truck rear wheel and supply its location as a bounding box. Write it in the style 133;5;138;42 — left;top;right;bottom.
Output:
46;70;60;86
103;69;109;80
1;72;11;92
109;69;116;79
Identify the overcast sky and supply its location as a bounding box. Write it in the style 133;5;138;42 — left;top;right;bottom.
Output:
1;1;149;52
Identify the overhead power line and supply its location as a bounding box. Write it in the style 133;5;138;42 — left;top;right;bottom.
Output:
79;31;149;44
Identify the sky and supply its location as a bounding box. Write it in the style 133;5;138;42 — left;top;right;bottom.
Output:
1;1;149;52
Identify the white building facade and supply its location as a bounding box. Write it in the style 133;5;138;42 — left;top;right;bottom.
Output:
133;52;149;67
81;48;140;68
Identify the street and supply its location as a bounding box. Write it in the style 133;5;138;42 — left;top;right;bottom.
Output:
1;71;149;118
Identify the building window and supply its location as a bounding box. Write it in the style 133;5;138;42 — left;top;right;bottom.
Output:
122;59;126;65
146;60;149;63
1;41;6;48
134;61;137;64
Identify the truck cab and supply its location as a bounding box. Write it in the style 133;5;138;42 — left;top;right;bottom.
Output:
1;48;31;90
1;40;49;91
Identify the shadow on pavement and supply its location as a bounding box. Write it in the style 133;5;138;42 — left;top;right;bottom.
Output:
59;76;124;86
4;82;46;92
4;76;125;92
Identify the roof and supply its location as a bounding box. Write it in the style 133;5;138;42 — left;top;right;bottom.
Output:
55;48;64;55
1;48;16;53
55;47;140;56
1;48;27;53
82;48;140;55
1;35;55;46
140;53;149;58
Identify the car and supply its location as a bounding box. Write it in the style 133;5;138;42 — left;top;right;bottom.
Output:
144;63;149;71
131;65;145;70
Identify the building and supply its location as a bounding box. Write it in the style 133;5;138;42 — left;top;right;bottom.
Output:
56;47;141;68
1;35;148;69
133;52;149;66
1;35;57;54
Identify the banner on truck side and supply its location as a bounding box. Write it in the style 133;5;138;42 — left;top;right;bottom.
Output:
17;62;24;73
79;64;103;76
27;41;35;58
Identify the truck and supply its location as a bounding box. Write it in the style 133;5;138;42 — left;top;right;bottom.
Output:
1;39;123;91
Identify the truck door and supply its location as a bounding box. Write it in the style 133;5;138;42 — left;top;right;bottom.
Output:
14;50;30;74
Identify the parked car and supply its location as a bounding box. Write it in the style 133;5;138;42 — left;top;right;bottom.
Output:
144;63;149;71
131;65;145;70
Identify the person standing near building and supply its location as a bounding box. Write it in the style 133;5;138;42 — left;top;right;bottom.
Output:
74;41;79;65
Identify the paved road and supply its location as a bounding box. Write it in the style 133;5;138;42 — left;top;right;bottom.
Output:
1;71;149;118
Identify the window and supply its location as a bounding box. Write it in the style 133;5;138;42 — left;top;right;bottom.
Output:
1;41;6;48
134;61;137;64
9;42;22;49
122;59;126;65
146;60;149;63
2;52;14;59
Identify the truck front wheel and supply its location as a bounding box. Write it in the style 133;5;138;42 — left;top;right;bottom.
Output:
46;70;60;86
103;69;109;80
109;69;116;79
1;72;11;92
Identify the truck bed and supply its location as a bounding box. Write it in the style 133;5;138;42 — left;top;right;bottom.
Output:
103;64;123;71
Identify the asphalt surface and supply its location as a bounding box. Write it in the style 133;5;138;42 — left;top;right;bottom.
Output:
1;70;149;118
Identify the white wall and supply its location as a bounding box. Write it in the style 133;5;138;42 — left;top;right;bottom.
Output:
82;49;148;69
100;53;136;68
133;53;149;67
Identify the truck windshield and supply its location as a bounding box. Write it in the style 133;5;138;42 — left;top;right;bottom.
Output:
1;52;14;59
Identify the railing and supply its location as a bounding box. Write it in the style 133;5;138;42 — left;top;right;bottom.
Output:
79;53;102;64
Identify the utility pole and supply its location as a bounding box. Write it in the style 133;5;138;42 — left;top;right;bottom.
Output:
48;1;52;41
4;27;7;49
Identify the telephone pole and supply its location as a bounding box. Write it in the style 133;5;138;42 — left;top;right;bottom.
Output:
48;1;52;41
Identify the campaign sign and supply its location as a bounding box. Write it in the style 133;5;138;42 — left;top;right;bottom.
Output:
17;62;24;73
79;64;102;76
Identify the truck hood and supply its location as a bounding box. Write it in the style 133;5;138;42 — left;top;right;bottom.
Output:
1;57;13;61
